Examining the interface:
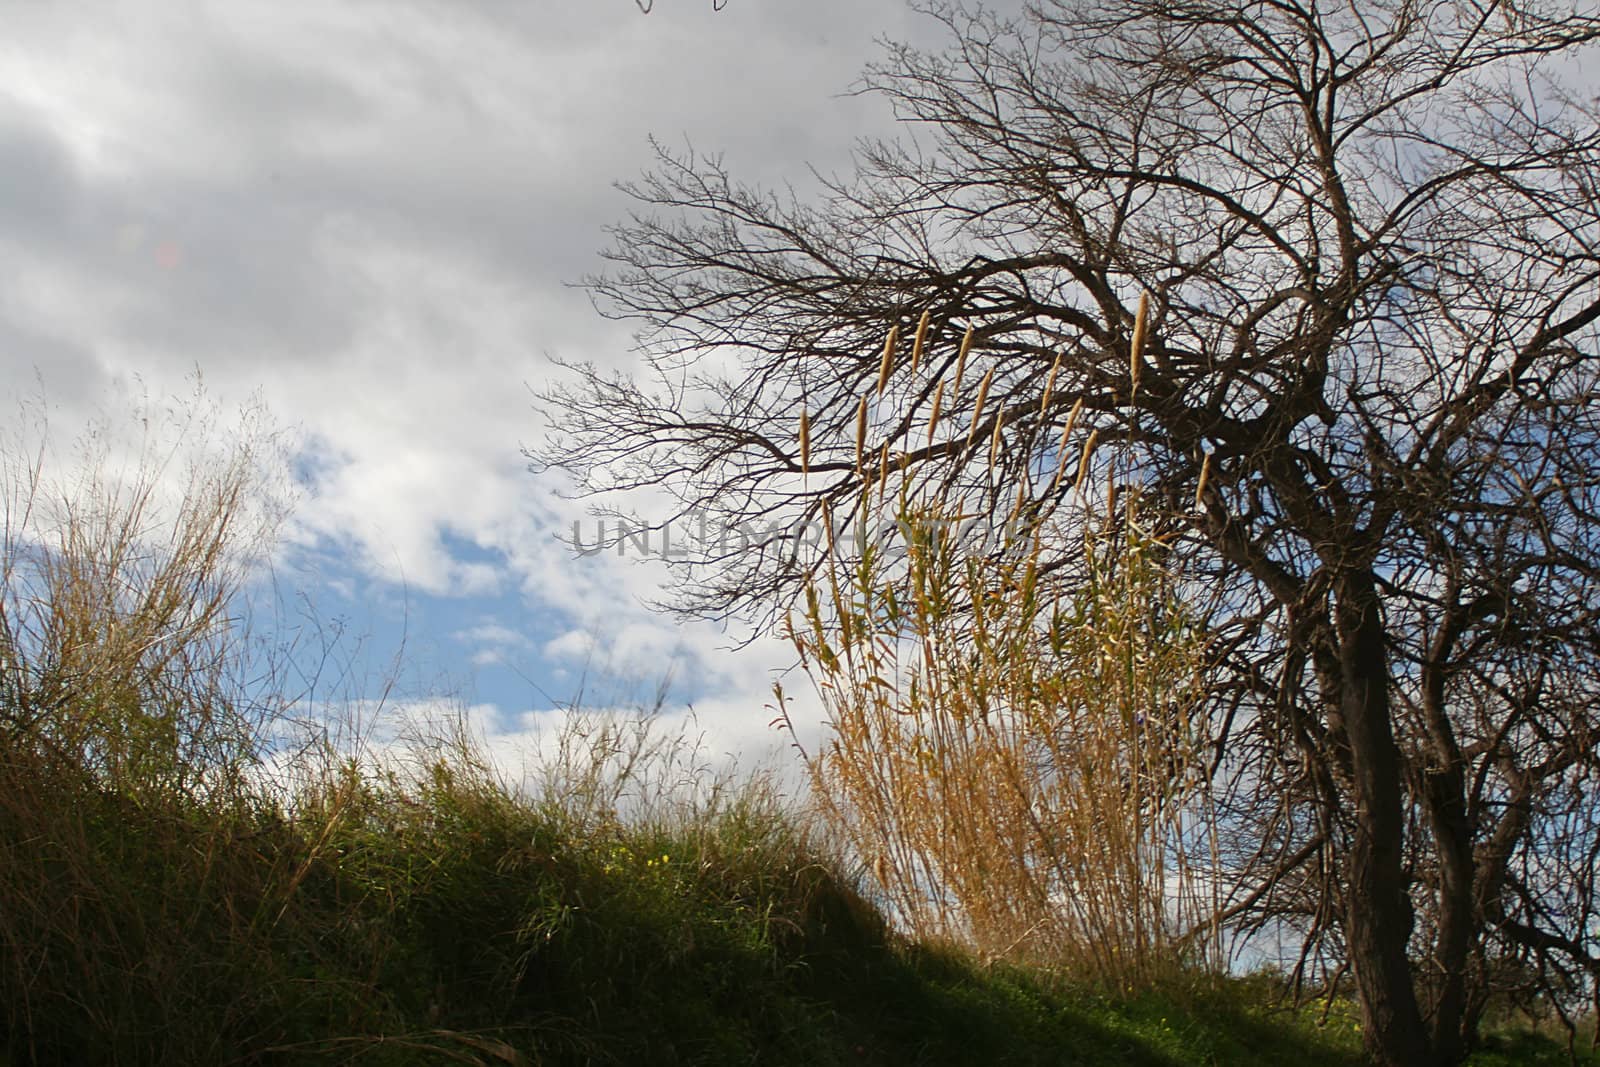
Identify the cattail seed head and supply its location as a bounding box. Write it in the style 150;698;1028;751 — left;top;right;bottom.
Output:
987;407;1004;475
1063;396;1084;440
911;310;931;375
1130;292;1149;399
966;368;995;451
1194;451;1212;509
1051;421;1074;491
1008;480;1028;523
927;379;945;448
799;408;811;476
1040;352;1062;414
953;326;974;396
855;395;869;474
877;325;899;397
1074;428;1100;492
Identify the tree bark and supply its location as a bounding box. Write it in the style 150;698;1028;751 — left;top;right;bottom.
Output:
1420;669;1477;1063
1335;571;1431;1066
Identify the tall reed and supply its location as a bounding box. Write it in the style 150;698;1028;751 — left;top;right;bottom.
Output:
782;314;1221;986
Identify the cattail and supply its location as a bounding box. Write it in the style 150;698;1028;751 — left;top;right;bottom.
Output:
855;395;869;474
1130;292;1149;399
1050;422;1074;491
829;563;850;648
877;325;899;397
877;441;891;499
1008;480;1028;523
799;408;811;476
911;310;931;375
987;406;1005;474
820;502;847;640
1194;451;1212;509
1040;352;1063;414
966;367;995;451
1074;428;1100;492
1062;396;1084;440
927;378;945;448
953;326;974;396
1048;396;1085;491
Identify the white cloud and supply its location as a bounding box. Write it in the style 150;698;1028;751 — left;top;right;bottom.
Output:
455;622;534;650
0;0;969;765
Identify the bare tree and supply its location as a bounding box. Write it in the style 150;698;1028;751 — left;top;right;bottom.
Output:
634;0;728;12
531;2;1600;1063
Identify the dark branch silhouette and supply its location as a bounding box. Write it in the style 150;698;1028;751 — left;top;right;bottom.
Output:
635;0;729;12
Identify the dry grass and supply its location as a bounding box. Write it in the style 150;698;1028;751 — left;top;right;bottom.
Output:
0;387;286;801
781;310;1223;987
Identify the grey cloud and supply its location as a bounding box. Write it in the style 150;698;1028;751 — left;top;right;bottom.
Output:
0;0;989;624
2;1;953;393
0;0;1039;756
0;114;81;245
0;317;101;410
108;175;364;363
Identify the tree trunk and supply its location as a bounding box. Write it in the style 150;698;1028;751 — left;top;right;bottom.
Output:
1422;740;1476;1063
1335;572;1432;1066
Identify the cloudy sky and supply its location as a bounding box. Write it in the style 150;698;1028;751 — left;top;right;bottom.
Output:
0;0;975;769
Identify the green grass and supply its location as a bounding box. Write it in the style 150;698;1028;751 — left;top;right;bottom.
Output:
3;724;1595;1066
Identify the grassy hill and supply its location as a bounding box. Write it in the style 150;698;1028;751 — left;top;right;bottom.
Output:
1;713;1593;1066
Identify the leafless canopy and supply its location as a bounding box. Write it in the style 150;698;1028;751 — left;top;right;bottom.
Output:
531;2;1600;1063
633;0;728;12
